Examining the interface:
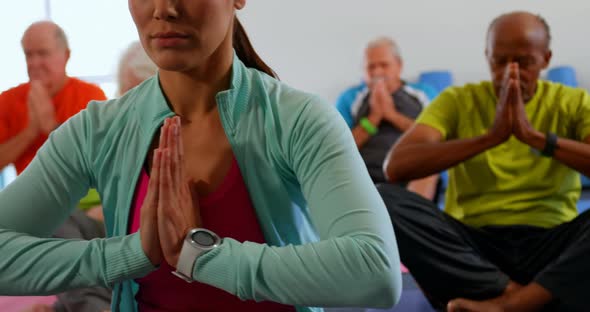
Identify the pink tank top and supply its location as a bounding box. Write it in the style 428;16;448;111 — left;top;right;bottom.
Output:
128;158;295;312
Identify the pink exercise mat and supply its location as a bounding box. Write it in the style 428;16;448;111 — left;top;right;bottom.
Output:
401;263;409;273
0;296;57;312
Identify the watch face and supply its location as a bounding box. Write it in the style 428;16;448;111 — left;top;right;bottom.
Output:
191;230;217;247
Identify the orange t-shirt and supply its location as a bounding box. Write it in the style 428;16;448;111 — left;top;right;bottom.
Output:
0;78;107;174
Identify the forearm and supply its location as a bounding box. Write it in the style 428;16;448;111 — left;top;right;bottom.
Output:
387;133;499;182
194;179;401;308
0;231;154;295
352;126;371;147
525;131;590;176
195;235;400;308
385;112;414;132
0;126;38;169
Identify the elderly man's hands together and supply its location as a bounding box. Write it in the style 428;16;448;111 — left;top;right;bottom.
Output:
27;81;58;135
488;63;541;148
369;79;400;126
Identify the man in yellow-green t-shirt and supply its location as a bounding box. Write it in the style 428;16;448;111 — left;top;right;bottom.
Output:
378;11;590;312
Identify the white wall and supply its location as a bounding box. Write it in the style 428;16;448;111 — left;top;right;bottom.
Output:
240;0;590;104
0;1;47;92
1;1;588;103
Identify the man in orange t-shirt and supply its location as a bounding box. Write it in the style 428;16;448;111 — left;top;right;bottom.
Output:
0;21;106;174
0;21;110;312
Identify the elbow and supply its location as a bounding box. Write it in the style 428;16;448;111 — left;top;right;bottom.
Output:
383;160;407;184
384;165;401;183
383;148;409;184
370;266;402;308
353;238;403;308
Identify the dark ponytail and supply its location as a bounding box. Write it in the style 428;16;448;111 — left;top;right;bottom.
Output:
233;18;278;79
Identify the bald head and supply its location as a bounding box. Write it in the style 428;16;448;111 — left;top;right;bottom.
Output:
485;11;552;103
487;11;550;51
22;21;69;51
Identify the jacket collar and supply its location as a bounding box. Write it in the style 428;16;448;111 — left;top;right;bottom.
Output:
134;51;251;138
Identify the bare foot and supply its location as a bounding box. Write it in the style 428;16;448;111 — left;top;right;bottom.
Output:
446;281;521;312
447;282;551;312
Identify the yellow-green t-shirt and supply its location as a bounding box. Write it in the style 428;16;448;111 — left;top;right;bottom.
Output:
417;80;590;228
78;188;101;211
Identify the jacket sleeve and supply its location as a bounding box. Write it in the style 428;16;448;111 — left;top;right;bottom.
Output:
194;94;402;309
0;108;154;295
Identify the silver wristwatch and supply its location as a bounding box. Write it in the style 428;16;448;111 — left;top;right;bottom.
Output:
172;228;221;283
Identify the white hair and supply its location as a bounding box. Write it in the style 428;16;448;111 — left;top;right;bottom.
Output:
117;41;157;96
366;37;402;61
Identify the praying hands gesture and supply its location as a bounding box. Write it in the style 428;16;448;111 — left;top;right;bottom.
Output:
368;79;413;132
27;81;58;135
368;79;394;124
140;116;201;267
488;63;539;147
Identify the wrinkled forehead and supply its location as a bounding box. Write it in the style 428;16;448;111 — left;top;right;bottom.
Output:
22;36;62;55
487;44;546;60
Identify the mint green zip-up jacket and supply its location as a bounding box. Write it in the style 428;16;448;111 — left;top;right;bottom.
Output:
0;56;402;312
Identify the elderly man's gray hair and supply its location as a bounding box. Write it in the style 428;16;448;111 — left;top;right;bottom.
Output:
366;37;402;61
54;25;69;50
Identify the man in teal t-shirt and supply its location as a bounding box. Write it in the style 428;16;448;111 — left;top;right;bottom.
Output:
378;11;590;312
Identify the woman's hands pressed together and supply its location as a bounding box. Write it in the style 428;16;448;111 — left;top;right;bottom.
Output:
141;116;201;267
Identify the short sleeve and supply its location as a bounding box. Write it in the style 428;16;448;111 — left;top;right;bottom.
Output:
0;91;15;144
415;87;460;139
335;84;365;128
574;90;590;141
89;86;107;101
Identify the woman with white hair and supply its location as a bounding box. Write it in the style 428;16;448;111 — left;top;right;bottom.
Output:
117;41;158;96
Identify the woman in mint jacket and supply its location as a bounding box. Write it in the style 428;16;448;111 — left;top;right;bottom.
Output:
0;1;402;311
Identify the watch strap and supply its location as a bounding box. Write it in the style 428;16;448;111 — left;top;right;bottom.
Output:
541;132;558;157
173;228;221;283
173;237;203;283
